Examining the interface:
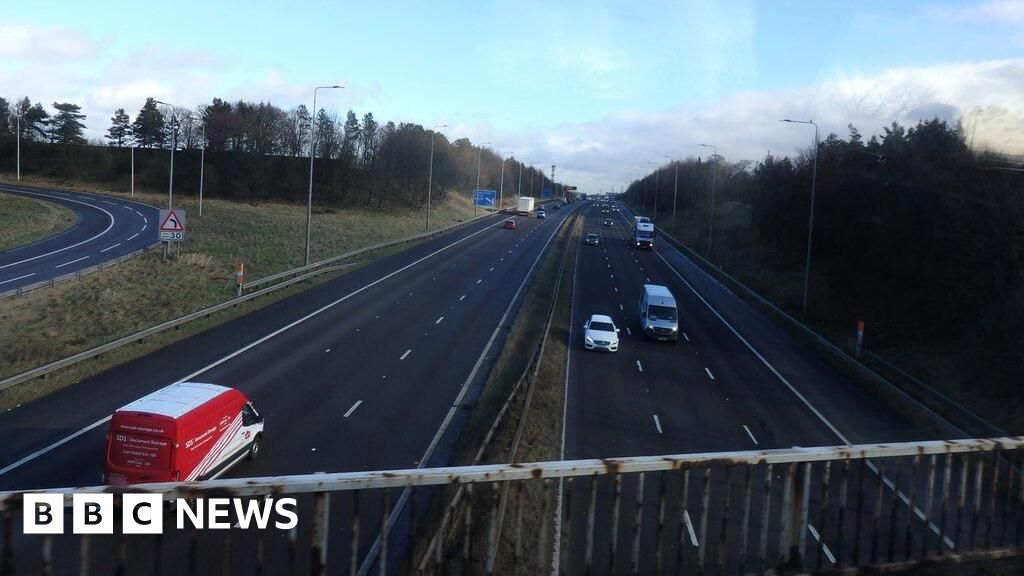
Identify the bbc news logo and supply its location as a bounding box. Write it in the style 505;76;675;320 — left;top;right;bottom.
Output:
23;494;298;534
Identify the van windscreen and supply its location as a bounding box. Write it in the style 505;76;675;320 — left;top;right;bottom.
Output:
647;305;677;321
109;432;172;470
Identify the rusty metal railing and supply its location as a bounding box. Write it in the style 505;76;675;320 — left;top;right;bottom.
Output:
0;437;1021;575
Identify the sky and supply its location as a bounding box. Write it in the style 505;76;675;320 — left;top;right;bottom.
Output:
2;0;1023;193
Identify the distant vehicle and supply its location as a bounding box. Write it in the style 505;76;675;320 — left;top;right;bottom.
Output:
583;314;620;352
633;222;655;249
517;197;535;216
103;382;264;485
639;284;678;342
537;211;546;219
584;233;600;245
611;206;620;212
552;202;561;209
504;219;517;230
603;219;614;226
633;216;651;228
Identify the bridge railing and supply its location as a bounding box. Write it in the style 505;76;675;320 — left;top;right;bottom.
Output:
0;437;1021;575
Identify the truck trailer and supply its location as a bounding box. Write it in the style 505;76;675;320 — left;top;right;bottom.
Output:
517;197;535;216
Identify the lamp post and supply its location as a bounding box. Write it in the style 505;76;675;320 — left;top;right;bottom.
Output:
698;143;717;258
305;85;343;266
15;112;20;181
426;124;448;232
666;155;679;227
475;141;491;216
497;151;507;215
154;100;177;210
516;159;527;212
198;120;206;216
780;119;819;315
648;161;660;222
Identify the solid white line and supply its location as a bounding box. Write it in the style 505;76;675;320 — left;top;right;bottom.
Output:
400;349;412;360
0;216;503;478
683;510;699;547
808;523;836;564
704;367;715;380
343;400;363;418
126;233;139;242
743;424;758;445
435;316;444;324
459;294;466;301
653;415;663;434
636;360;643;372
55;255;89;268
0;188;116;270
99;242;121;253
0;272;35;286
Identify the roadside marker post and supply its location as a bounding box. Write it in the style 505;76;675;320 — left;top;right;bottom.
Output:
855;321;865;357
235;262;245;297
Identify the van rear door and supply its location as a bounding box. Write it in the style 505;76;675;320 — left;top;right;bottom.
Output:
106;423;174;483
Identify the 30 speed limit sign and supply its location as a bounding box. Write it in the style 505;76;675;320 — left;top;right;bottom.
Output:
158;209;187;242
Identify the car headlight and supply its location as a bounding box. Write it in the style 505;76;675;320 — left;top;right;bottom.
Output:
646;324;654;330
585;336;594;344
671;325;678;331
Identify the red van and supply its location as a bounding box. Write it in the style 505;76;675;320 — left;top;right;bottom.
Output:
103;382;265;485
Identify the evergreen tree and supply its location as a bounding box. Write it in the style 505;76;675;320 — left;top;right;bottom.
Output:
105;108;131;147
131;98;166;148
49;102;87;145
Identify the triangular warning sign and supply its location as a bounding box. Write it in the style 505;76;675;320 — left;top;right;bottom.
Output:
160;210;184;232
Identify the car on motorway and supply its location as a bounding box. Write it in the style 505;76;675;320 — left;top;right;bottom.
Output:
583;314;620;352
503;219;517;229
552;202;561;209
584;233;600;246
537;209;546;219
103;382;264;485
639;284;679;341
601;207;610;214
603;219;614;226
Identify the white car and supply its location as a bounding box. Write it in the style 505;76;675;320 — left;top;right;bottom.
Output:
583;314;620;352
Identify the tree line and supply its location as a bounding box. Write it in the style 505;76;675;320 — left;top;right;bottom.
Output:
625;119;1023;362
0;96;555;209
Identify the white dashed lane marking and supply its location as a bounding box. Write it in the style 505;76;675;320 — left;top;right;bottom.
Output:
344;401;363;418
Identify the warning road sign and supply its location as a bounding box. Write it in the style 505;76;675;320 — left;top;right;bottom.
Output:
158;209;187;241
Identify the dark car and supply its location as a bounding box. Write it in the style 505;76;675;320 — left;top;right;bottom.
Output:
603;219;614;226
584;233;600;246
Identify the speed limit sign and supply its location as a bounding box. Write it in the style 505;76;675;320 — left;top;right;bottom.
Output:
158;209;187;242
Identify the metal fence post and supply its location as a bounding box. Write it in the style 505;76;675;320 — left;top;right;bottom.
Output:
310;492;330;576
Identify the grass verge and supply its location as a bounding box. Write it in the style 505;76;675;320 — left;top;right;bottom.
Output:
0;191;77;252
409;211;582;574
0;173;479;411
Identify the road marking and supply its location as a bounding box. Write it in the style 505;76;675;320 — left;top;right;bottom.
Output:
625;327;631;336
400;349;412;360
808;524;836;564
325;348;331;353
500;257;504;261
636;360;643;372
141;224;147;232
343;401;363;418
489;267;494;272
0;188;116;271
99;242;121;253
619;304;624;311
683;332;690;342
459;294;466;301
0;273;35;286
55;255;89;268
704;367;715;380
652;415;663;434
743;425;758;445
435;316;444;324
0;214;504;479
476;279;482;284
614;287;618;292
126;232;139;241
683;510;699;547
143;217;148;224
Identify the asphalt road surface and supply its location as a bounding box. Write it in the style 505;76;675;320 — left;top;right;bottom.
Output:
0;184;159;291
0;201;579;574
555;202;966;574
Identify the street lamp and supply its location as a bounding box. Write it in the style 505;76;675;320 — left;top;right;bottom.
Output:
153;100;177;210
426;124;448;232
780;118;819;315
666;155;678;227
15;112;20;181
516;158;529;211
305;85;343;266
198;119;206;216
648;161;661;222
497;150;508;215
698;143;717;258
475;141;492;216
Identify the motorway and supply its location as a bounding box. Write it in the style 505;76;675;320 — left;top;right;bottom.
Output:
557;202;964;573
0;201;578;573
0;184;159;291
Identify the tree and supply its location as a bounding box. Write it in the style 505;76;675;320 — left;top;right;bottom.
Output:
16;98;50;141
105;108;131;147
0;97;10;134
341;110;361;161
131;98;166;148
50;102;87;145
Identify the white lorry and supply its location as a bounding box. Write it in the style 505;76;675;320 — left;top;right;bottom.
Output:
517;197;535;216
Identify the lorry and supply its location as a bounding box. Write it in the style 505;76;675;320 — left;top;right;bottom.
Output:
103;382;264;484
517;197;535;216
633;215;651;228
633;221;655;249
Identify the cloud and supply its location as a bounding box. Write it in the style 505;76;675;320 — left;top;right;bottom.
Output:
929;0;1024;44
0;23;95;61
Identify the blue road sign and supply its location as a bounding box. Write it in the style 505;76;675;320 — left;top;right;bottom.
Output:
473;189;497;207
542;188;553;197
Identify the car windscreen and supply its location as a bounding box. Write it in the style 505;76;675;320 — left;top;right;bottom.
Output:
637;230;653;239
647;305;677;321
587;234;598;240
590;321;615;332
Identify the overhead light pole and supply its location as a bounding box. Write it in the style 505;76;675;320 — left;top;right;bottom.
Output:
198;120;206;216
497;150;507;216
305;85;343;266
666;155;678;227
154;100;178;210
475;141;491;216
647;161;660;222
698;143;718;258
780;118;819;315
15;112;20;181
516;158;528;212
426;124;448;232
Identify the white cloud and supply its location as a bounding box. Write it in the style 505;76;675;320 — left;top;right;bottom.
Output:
0;24;95;61
930;0;1024;44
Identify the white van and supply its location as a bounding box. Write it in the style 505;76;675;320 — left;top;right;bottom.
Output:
639;284;679;341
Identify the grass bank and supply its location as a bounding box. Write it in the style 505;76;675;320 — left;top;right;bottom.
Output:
0;191;77;252
0;173;479;410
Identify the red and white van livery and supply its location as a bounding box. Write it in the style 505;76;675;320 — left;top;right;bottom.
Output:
103;382;264;485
